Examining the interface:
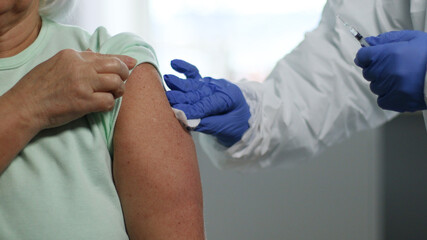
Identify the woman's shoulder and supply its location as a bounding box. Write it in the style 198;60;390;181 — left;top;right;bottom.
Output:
45;18;158;68
90;27;157;64
90;28;159;74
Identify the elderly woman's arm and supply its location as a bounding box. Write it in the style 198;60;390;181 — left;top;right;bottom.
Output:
0;50;134;174
0;94;39;173
113;63;205;239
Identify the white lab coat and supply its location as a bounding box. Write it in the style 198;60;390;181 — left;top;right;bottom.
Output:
197;0;427;171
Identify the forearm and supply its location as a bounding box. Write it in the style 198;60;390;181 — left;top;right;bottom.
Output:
114;63;204;239
0;92;39;173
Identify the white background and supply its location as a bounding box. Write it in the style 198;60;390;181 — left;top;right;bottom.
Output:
73;0;325;82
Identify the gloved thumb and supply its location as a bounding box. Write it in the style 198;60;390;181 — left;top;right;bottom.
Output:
366;30;422;46
171;59;202;79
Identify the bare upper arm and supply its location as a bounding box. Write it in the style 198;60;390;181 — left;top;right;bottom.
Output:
112;63;204;239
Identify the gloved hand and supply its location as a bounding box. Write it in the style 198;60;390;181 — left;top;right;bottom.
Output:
164;59;251;147
355;30;427;112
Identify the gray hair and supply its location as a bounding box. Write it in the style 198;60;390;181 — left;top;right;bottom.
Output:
38;0;78;21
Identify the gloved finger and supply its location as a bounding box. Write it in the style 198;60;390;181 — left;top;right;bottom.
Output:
361;61;382;82
359;42;407;82
166;91;192;105
202;77;233;88
367;30;422;45
173;92;232;119
355;47;373;68
196;115;244;147
355;44;389;68
166;85;214;105
171;59;202;79
362;64;385;82
377;94;404;112
194;116;218;135
164;74;203;92
369;79;390;96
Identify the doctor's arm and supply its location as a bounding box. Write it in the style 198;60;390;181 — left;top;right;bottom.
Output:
166;0;403;170
113;63;205;239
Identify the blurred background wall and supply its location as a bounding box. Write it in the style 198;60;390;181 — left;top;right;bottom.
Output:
69;1;427;239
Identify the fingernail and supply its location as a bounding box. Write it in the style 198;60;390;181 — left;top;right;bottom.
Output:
126;57;137;66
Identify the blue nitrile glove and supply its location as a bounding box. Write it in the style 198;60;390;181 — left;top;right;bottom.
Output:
355;30;427;112
164;59;251;147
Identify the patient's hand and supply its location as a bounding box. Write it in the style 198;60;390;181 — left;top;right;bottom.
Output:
10;49;136;130
0;49;136;174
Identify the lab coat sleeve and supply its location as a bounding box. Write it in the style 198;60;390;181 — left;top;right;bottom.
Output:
197;0;414;171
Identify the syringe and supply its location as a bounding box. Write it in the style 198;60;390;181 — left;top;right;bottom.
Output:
337;15;370;47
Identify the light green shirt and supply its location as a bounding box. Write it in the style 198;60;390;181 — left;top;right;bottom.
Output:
0;17;158;240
